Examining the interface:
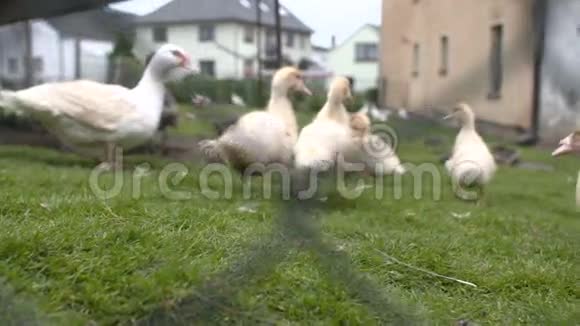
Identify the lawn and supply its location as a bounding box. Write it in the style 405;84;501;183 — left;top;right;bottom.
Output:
0;106;578;325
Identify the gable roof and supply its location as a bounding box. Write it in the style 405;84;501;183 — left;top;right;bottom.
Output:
329;24;380;53
47;7;135;41
135;0;312;34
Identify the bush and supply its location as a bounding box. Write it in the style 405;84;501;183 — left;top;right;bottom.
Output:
166;76;365;113
110;56;145;88
168;77;271;107
365;88;379;103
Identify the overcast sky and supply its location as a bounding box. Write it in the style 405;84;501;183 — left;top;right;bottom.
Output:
110;0;382;48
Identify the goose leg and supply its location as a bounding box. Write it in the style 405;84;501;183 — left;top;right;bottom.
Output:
97;142;119;171
112;143;123;171
476;185;486;207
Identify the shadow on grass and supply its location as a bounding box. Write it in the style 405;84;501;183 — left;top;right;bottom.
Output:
0;278;46;326
138;172;420;325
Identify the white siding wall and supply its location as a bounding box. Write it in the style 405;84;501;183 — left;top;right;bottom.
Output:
0;20;112;87
81;40;114;82
61;39;76;80
328;25;380;92
0;22;26;83
136;23;312;80
31;21;62;83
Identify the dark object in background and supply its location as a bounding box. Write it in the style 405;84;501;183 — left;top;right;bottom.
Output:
365;88;379;105
346;76;355;92
155;92;178;155
424;136;447;149
491;145;520;166
0;0;123;25
212;117;239;137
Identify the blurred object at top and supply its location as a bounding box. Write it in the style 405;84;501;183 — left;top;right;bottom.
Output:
0;0;124;25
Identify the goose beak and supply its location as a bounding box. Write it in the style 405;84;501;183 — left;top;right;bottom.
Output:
181;56;199;74
552;136;573;157
553;144;572;157
443;114;454;121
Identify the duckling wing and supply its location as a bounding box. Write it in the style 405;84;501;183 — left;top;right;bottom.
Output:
220;111;293;164
448;133;497;184
295;120;353;169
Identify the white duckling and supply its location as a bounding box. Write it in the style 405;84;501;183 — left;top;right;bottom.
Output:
552;131;580;208
444;103;497;202
200;66;311;173
350;112;406;176
294;76;356;170
0;44;197;169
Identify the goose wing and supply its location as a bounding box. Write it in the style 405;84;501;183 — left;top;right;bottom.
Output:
13;80;138;132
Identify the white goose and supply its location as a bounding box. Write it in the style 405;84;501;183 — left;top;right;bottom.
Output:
200;67;311;173
294;76;356;170
552;131;580;208
445;103;497;201
0;44;197;169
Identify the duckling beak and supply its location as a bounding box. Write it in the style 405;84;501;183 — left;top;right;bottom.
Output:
298;82;312;96
443;113;454;121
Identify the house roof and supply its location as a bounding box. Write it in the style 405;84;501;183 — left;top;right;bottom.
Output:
329;24;381;53
312;45;330;52
47;8;135;42
0;0;123;25
135;0;313;34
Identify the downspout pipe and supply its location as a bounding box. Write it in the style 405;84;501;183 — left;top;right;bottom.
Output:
530;0;549;143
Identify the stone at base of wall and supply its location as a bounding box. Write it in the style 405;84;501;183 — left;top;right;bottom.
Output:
406;108;529;143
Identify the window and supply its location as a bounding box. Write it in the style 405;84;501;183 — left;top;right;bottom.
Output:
412;43;420;77
7;58;18;74
266;29;276;45
152;27;167;43
259;2;270;12
286;32;295;48
300;35;307;49
244;26;254;43
199;60;215;77
440;35;449;76
199;24;215;42
489;24;503;98
355;43;378;62
32;57;43;73
243;59;254;77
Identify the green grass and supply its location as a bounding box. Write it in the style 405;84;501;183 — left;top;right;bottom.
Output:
0;110;578;325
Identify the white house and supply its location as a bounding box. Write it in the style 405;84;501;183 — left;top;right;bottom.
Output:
133;0;313;79
328;24;380;92
310;45;330;71
0;8;133;88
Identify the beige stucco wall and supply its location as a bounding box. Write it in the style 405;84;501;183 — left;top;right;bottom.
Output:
381;0;536;130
